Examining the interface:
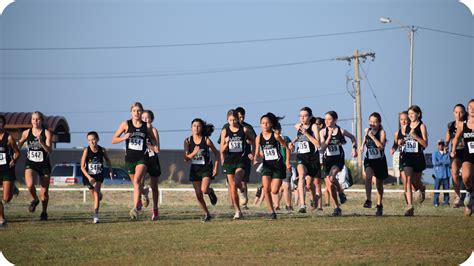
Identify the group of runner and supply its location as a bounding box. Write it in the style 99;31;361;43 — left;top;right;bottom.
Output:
0;99;473;225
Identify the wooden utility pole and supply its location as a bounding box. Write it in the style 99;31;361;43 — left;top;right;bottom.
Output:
336;50;375;179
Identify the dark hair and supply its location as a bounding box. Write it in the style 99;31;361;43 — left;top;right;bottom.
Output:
0;115;5;125
315;117;325;129
143;110;155;122
300;107;313;117
408;105;422;121
260;112;284;131
87;131;100;140
469;99;474;104
235;107;246;116
453;104;467;121
325;110;338;120
192;118;214;137
369;112;382;123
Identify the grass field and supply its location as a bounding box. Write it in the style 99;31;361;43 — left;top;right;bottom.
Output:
0;186;473;265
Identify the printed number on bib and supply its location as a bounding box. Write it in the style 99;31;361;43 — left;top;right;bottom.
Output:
88;163;102;175
229;140;243;152
0;153;6;165
367;148;381;159
326;145;340;156
405;139;418;153
128;138;143;151
191;151;205;165
264;148;278;161
468;141;474;154
28;150;44;162
297;141;310;154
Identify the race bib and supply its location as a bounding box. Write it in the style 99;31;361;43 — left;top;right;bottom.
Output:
326;145;340;156
229;140;243;152
405;139;418;153
263;147;278;161
367;148;381;159
468;141;474;154
191;151;205;165
128;138;143;151
88;163;102;175
28;150;44;162
0;153;6;165
297;141;310;154
148;148;155;157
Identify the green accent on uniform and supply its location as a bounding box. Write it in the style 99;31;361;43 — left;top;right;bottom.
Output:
190;169;213;182
0;171;16;182
222;162;247;175
125;159;147;175
261;165;286;179
25;164;51;176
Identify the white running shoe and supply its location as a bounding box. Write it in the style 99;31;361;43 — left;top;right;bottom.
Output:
93;214;99;224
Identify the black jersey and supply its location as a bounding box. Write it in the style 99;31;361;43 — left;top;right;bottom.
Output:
448;121;464;150
296;125;318;161
323;126;346;161
224;126;246;164
462;121;474;161
396;129;406;153
403;122;424;155
125;120;148;162
85;145;104;176
365;129;385;160
188;136;212;172
260;132;284;169
0;132;12;172
26;128;50;165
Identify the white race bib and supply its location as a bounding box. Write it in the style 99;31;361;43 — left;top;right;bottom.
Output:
88;163;102;175
191;151;205;165
148;148;155;157
263;147;278;161
28;150;44;162
468;141;474;154
405;139;418;153
128;138;143;151
326;145;340;156
0;153;6;165
367;148;381;159
297;141;310;154
229;140;243;152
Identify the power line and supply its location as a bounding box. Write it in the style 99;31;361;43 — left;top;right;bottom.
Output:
360;64;393;133
0;57;336;80
418;26;474;39
0;27;403;51
47;91;349;114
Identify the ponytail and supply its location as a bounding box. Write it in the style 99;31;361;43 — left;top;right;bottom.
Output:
260;112;285;131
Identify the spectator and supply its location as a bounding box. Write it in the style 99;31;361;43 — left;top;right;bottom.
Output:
432;139;451;207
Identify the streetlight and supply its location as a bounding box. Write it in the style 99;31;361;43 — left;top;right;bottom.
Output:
380;17;416;107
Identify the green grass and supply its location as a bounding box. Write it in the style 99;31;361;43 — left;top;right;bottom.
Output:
0;188;473;265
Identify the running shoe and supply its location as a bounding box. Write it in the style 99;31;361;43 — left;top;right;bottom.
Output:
0;219;6;227
241;190;248;205
404;205;414;217
375;205;383;216
93;214;100;224
40;212;48;221
285;205;294;211
12;185;19;198
202;213;212;222
363;200;372;208
270;212;277;220
463;192;471;208
453;197;462;208
233;211;242;220
332;207;342;217
241;204;249;210
129;208;138;220
29;199;40;213
137;199;143;211
298;205;306;213
339;193;347;204
151;208;159;221
419;185;426;203
142;187;150;208
208;188;218;206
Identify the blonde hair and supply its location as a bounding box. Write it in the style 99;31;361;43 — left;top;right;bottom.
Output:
130;102;144;112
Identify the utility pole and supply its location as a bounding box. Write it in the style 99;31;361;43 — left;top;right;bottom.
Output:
336;50;375;179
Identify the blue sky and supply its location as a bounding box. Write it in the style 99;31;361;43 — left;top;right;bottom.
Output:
0;0;472;168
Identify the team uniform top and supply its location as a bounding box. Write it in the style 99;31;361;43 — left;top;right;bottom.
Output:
26;128;50;167
125;119;148;163
448;121;465;157
295;126;319;162
260;132;285;170
403;123;425;156
323;126;346;163
85;145;105;179
224;126;247;165
461;121;474;163
364;130;385;161
0;132;12;173
188;136;212;173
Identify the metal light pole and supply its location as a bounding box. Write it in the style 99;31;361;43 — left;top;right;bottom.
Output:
380;17;416;107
